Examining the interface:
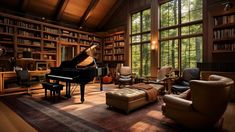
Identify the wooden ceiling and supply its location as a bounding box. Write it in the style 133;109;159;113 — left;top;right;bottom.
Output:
0;0;122;30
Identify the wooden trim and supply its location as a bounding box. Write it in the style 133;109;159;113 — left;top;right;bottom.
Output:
78;0;99;27
159;20;203;31
54;0;69;21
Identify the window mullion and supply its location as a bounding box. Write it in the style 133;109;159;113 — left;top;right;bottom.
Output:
178;0;182;72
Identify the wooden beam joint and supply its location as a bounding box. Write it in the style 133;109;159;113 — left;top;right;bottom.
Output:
78;0;99;27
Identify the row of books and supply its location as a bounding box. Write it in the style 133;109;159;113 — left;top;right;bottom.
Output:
213;28;235;39
60;37;77;43
17;21;40;30
44;42;56;48
17;38;41;45
114;42;125;47
0;26;14;34
44;26;59;34
61;30;78;37
0;17;14;25
44;34;59;40
18;30;41;37
104;56;113;61
214;14;235;26
105;34;124;42
113;55;124;61
114;48;124;54
213;43;235;51
104;50;113;54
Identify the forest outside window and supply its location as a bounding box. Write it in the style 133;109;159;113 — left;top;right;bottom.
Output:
131;9;151;77
159;0;203;71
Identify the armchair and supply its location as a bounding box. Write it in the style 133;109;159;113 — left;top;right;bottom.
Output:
148;66;173;93
171;68;200;94
16;69;39;95
162;75;234;129
117;66;133;88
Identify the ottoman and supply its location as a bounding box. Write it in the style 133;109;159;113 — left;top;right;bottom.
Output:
106;84;163;113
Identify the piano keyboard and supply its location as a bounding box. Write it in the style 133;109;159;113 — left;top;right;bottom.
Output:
47;74;73;80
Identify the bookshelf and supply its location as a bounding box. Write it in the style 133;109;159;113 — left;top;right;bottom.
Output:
0;12;102;71
103;31;125;62
212;12;235;53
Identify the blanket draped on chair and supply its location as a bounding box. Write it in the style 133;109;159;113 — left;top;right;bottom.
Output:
131;83;158;101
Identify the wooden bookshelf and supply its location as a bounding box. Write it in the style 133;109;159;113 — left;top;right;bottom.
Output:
212;11;235;53
103;31;125;62
0;12;102;71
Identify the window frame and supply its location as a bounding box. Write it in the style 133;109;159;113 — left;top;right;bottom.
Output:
130;8;151;77
159;0;203;71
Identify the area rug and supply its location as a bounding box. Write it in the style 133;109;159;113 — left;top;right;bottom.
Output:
1;84;184;132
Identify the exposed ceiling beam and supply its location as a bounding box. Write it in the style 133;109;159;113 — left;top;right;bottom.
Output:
19;0;29;12
97;0;124;30
78;0;99;27
54;0;69;20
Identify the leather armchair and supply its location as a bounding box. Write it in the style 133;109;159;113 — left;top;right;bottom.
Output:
171;68;200;94
162;75;234;129
117;66;133;88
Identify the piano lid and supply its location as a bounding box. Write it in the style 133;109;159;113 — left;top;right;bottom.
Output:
60;44;98;68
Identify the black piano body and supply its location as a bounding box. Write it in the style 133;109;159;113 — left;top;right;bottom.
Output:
46;44;108;103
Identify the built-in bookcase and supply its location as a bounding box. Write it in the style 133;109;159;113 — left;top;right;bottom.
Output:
0;12;102;70
213;12;235;53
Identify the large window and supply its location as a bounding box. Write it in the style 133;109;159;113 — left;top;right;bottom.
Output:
159;0;203;71
131;9;151;77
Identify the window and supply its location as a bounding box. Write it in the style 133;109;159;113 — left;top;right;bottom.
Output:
159;0;203;71
131;9;151;77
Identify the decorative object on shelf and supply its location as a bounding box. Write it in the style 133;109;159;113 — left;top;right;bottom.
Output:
0;47;6;56
23;48;32;58
223;1;233;11
9;57;16;69
36;62;48;70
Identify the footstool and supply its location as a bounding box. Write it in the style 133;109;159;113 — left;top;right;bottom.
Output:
106;84;163;113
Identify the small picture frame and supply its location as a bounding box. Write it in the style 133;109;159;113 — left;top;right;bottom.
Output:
36;62;48;70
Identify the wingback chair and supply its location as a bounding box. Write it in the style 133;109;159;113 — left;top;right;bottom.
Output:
162;75;234;129
117;66;133;88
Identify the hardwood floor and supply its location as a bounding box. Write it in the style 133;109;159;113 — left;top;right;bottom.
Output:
0;83;235;132
0;101;36;132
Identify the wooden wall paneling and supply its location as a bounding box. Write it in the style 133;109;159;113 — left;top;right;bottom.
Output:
0;73;2;93
97;0;125;30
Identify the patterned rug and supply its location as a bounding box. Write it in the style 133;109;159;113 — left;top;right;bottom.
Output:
1;84;183;132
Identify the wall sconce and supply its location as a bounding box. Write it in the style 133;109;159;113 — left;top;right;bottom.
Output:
223;1;233;11
151;41;157;50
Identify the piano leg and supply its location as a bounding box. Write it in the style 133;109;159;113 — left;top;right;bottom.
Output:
80;84;85;103
65;81;71;98
100;76;103;91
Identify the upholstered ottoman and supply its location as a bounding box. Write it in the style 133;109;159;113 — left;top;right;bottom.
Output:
106;84;163;113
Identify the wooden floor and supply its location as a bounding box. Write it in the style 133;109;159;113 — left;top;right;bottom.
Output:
0;83;235;132
0;101;36;132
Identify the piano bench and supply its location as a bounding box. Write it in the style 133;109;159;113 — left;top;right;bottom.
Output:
42;82;64;102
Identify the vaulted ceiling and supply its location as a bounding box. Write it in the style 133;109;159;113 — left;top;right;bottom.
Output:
0;0;123;30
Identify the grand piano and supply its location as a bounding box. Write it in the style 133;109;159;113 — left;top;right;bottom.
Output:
46;44;108;103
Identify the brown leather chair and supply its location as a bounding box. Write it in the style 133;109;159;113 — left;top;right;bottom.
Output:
162;75;234;129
